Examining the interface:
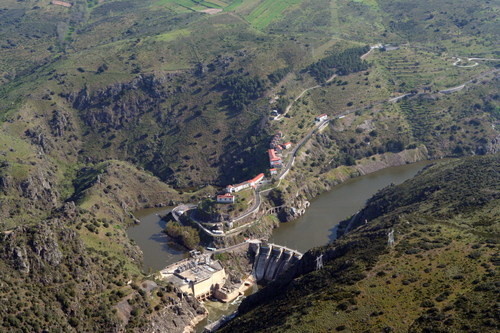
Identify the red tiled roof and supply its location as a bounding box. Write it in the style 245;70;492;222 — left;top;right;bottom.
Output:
217;193;234;199
248;173;264;184
268;149;281;161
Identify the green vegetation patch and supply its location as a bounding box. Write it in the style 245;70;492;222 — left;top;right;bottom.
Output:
245;0;303;29
305;45;370;82
221;154;500;333
165;221;201;249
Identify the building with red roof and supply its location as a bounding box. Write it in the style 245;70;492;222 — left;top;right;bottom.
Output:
248;173;264;186
217;193;235;203
315;114;328;122
268;149;282;167
225;173;265;193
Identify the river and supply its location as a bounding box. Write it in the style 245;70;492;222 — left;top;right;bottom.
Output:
129;161;432;331
127;207;188;271
269;161;432;252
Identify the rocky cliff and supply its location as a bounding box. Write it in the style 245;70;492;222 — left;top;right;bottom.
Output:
0;158;206;332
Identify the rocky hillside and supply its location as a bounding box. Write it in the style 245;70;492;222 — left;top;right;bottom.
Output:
0;0;498;331
0;160;210;332
220;154;499;332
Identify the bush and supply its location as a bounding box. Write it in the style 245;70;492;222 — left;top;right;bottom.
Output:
344;155;356;166
421;299;434;308
165;222;200;249
68;317;79;327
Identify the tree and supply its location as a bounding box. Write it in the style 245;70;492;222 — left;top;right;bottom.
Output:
344;155;356;166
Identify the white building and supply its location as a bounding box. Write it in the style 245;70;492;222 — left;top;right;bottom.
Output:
225;173;265;193
315;114;328;122
225;182;249;193
217;193;236;203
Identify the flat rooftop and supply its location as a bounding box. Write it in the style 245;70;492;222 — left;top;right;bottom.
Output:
162;258;223;285
179;261;222;283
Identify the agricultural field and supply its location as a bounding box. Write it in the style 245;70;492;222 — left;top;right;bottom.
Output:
153;0;225;12
375;46;488;92
244;0;303;29
0;0;498;332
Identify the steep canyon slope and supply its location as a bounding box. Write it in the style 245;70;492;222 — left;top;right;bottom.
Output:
221;154;499;333
0;0;498;331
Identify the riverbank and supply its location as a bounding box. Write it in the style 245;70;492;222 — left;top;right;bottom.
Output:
132;159;436;332
127;207;188;270
183;313;208;333
262;146;429;227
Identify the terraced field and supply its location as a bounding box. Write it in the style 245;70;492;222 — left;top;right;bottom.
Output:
376;47;486;91
245;0;303;29
154;0;224;12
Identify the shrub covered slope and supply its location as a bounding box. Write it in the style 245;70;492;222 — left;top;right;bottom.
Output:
221;154;499;333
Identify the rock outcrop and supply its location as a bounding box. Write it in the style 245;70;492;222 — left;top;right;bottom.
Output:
68;74;175;130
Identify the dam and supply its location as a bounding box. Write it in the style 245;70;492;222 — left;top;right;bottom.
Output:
157;240;300;305
130;162;432;332
249;242;302;283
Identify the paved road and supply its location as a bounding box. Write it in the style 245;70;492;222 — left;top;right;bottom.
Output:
211;239;261;253
454;57;500;68
187;209;225;237
277;119;328;179
232;188;261;222
360;44;382;60
388;93;414;103
440;68;499;94
173;56;499;239
453;57;479;68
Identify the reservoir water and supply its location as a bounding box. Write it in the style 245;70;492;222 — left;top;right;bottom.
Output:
269;161;432;252
130;161;432;270
127;207;188;271
129;161;432;331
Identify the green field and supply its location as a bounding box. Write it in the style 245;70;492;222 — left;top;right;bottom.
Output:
154;0;223;11
245;0;303;28
0;0;499;331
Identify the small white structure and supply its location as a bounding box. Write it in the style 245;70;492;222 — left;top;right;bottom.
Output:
226;183;249;193
315;114;328;122
225;173;265;193
316;253;323;270
388;229;395;247
217;193;235;203
269;168;278;175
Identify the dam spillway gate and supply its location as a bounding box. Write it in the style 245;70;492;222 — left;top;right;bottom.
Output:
249;242;303;282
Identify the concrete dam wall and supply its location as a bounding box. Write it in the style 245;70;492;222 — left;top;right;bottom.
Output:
251;243;302;282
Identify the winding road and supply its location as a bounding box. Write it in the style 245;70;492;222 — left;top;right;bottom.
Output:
232;189;261;222
453;57;500;68
283;74;337;115
172;47;499;239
